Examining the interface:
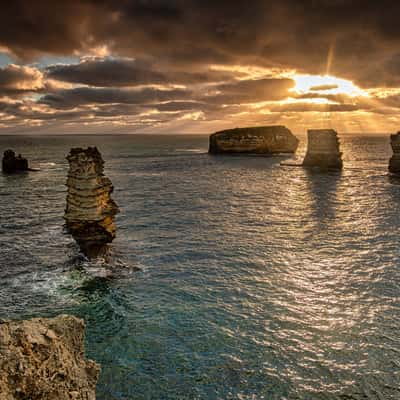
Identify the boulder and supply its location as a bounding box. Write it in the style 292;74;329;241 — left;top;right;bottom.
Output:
2;150;29;173
0;314;100;400
64;147;119;257
389;132;400;174
209;126;299;154
302;129;343;169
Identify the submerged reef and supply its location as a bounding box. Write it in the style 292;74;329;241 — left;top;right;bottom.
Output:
302;129;343;169
389;132;400;174
2;150;29;173
209;126;299;154
0;315;100;400
65;146;119;257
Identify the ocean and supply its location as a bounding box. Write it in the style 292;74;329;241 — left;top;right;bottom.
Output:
0;134;399;399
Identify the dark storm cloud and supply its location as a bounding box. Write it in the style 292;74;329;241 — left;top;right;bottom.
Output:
39;86;190;108
355;53;400;87
46;57;237;87
0;2;94;59
46;58;166;86
1;1;400;87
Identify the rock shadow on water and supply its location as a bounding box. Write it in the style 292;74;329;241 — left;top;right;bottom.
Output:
304;168;342;225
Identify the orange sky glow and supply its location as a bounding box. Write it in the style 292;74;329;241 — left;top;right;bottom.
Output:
0;1;399;134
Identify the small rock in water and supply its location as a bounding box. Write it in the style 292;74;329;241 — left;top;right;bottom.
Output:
2;149;30;173
64;146;119;258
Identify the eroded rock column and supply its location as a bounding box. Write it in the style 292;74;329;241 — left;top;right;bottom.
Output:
0;315;100;400
302;129;342;169
389;132;400;174
65;147;119;256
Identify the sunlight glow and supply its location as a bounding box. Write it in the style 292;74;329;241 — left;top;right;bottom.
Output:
209;64;295;80
292;74;368;97
280;97;333;105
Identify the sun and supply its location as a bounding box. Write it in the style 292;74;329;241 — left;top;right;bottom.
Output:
292;74;368;97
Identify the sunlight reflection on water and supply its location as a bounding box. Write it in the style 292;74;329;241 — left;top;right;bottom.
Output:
0;134;399;399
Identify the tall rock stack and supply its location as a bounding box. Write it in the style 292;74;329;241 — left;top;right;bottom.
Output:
65;147;119;256
389;132;400;174
302;129;343;169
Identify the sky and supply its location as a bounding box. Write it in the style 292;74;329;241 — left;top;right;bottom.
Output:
0;0;400;134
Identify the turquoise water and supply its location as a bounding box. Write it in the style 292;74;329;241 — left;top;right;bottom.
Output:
0;134;399;399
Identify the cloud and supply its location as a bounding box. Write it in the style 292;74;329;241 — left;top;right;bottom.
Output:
38;75;294;111
1;1;400;132
202;78;295;104
0;1;400;87
309;84;339;91
46;57;238;87
268;102;361;113
39;86;191;108
46;58;165;87
0;64;44;95
146;101;211;112
379;93;400;108
0;1;94;59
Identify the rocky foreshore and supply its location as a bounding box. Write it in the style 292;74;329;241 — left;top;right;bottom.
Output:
0;315;100;400
209;126;299;154
64;147;119;257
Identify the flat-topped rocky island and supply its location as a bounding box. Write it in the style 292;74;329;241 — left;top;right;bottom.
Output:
209;126;299;155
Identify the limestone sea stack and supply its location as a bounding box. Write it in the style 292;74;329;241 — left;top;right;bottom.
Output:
0;315;100;400
209;126;299;154
65;146;119;256
302;129;343;169
389;132;400;174
2;149;29;173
